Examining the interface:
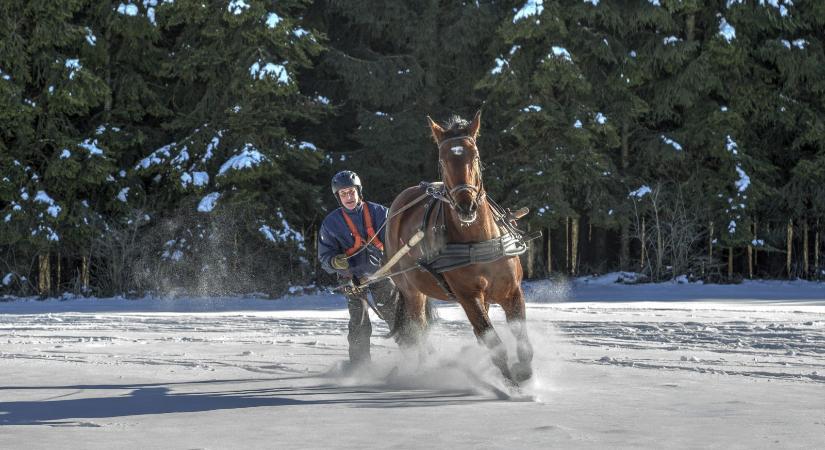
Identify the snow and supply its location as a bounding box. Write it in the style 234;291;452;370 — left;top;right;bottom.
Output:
298;141;317;152
595;112;607;124
59;149;71;159
725;135;738;155
197;192;220;212
0;280;823;448
629;185;652;198
663;36;680;45
522;105;541;112
735;165;750;192
573;119;582;128
227;0;249;15
249;61;290;84
719;17;735;42
85;27;97;46
65;59;81;80
117;3;139;16
661;135;683;151
218;145;267;176
79;138;104;157
550;46;572;62
584;0;599;6
191;171;209;187
117;187;130;202
265;12;281;28
2;273;13;286
491;57;507;75
34;191;61;218
513;0;543;23
259;225;277;242
204;136;219;162
136;143;173;169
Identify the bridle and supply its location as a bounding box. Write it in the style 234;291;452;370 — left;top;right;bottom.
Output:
437;135;484;214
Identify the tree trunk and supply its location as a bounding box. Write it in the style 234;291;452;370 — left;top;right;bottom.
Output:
619;120;630;270
571;217;579;276
727;247;733;279
747;242;753;279
81;255;90;294
526;223;534;279
56;252;62;294
753;222;758;268
640;216;646;271
565;217;570;274
686;13;696;42
545;227;552;275
815;220;820;278
38;253;51;297
707;221;714;274
786;219;793;278
803;220;809;277
620;222;630;271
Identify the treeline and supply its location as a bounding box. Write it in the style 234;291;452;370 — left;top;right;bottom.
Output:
1;1;823;298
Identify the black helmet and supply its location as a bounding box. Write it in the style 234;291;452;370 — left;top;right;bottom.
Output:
331;170;362;197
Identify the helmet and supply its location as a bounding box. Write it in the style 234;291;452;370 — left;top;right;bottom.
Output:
331;170;362;198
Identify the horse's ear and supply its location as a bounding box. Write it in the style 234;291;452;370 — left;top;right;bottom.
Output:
468;110;482;139
427;116;445;143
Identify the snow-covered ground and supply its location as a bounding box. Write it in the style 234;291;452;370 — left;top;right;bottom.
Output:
1;277;823;449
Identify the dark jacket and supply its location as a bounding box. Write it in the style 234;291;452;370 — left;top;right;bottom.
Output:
318;201;389;278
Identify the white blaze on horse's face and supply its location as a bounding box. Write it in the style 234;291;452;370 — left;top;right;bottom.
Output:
439;137;481;224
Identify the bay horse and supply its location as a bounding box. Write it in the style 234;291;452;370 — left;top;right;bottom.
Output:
385;111;534;384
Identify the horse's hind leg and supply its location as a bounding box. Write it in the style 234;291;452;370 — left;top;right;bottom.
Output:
459;297;512;381
501;287;533;383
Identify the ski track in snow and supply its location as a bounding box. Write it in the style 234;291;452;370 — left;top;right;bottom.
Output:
1;287;824;448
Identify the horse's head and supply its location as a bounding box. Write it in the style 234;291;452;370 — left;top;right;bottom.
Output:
428;111;483;224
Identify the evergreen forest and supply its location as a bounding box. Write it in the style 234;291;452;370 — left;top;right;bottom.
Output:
2;0;824;298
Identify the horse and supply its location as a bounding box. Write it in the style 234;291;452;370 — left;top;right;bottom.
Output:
385;111;534;384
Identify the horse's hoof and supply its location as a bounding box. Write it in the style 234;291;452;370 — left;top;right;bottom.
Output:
510;362;533;383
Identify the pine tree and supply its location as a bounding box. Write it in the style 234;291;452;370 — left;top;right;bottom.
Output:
304;0;518;207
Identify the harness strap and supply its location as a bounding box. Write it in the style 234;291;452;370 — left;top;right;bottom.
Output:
417;261;456;300
341;206;384;256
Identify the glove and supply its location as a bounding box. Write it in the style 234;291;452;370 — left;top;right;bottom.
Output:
343;282;364;296
331;253;349;270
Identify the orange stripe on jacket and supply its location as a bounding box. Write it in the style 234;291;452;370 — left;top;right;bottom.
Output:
341;206;384;256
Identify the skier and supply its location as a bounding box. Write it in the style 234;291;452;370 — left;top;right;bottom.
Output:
318;170;400;369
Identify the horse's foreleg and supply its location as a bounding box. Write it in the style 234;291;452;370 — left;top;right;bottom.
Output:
396;289;427;348
459;297;512;381
502;289;533;383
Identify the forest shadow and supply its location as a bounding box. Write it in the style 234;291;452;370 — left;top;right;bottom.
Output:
0;376;493;425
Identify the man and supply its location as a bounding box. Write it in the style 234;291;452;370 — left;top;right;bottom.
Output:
318;170;400;368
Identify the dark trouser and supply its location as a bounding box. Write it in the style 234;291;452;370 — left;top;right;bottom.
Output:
345;278;400;365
